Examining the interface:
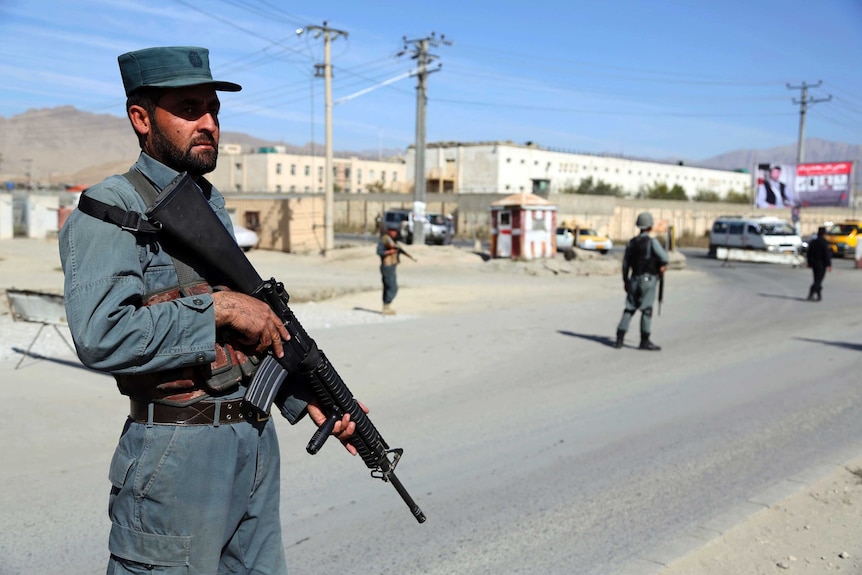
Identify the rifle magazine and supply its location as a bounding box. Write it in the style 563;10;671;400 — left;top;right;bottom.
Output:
244;354;287;414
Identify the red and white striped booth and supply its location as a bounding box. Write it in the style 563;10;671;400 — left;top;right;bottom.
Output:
489;192;557;260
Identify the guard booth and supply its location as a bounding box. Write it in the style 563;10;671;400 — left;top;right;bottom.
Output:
489;192;557;260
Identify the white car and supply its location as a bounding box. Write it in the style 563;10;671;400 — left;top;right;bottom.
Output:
556;227;575;251
556;227;613;254
233;225;259;251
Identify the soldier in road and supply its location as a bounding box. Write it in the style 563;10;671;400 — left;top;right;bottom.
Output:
615;212;669;350
806;226;833;301
378;227;402;315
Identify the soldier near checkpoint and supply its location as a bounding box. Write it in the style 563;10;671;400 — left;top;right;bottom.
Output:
614;212;668;351
59;46;363;574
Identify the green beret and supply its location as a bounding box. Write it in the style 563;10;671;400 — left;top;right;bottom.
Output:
118;46;241;96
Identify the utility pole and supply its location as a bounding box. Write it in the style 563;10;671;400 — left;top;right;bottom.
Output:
400;32;450;246
787;81;831;165
300;22;348;256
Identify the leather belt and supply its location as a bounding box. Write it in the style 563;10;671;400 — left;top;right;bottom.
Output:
129;398;268;426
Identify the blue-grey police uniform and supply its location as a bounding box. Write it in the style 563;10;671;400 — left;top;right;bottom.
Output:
60;152;300;574
617;231;669;336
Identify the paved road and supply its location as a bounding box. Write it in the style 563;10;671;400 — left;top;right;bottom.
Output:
278;250;862;575
3;251;861;575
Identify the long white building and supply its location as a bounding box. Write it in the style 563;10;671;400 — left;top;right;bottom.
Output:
405;141;751;198
209;144;408;194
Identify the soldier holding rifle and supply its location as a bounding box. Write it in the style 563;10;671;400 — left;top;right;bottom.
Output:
59;46;364;574
614;212;668;351
378;227;415;315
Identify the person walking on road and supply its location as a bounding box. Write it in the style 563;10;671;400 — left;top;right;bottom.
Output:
806;226;833;301
615;212;669;350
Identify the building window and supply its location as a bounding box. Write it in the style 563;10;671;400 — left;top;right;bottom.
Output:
506;158;511;163
392;172;397;182
381;171;386;182
290;185;296;192
304;186;310;192
357;169;362;183
290;164;296;175
304;165;310;176
276;163;282;175
235;162;242;170
345;167;351;179
244;211;261;231
318;166;323;182
370;169;375;180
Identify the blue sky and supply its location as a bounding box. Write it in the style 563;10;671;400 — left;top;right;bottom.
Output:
1;0;861;161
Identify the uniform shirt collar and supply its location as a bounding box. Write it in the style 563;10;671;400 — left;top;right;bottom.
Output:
134;151;182;190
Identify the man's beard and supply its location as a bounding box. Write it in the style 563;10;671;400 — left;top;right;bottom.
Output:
151;121;218;176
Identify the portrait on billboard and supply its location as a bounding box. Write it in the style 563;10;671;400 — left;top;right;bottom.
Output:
755;163;795;208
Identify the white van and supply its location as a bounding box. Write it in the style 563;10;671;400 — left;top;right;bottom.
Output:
709;216;803;257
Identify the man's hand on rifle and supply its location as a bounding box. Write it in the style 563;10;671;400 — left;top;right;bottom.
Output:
213;290;290;358
306;400;371;456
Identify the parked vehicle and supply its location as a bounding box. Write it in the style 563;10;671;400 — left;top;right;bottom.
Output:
383;209;416;243
425;213;450;245
555;226;613;254
708;216;803;257
233;224;259;251
383;209;449;245
823;220;862;258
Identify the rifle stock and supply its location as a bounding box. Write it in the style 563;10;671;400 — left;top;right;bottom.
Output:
147;172;426;523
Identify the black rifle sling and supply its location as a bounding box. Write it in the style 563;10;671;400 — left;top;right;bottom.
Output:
75;169;199;291
121;169;199;291
76;190;161;234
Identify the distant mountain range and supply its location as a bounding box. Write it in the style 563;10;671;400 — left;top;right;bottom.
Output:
1;106;859;187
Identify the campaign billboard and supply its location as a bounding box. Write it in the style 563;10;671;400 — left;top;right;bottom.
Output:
794;161;853;207
755;161;854;208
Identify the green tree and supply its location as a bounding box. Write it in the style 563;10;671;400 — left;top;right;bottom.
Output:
561;176;624;196
693;189;720;202
642;181;688;201
724;189;751;204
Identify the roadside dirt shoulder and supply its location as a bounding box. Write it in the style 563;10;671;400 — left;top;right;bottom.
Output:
659;456;862;575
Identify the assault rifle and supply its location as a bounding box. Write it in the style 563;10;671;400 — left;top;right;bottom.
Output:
396;243;416;262
146;173;425;524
